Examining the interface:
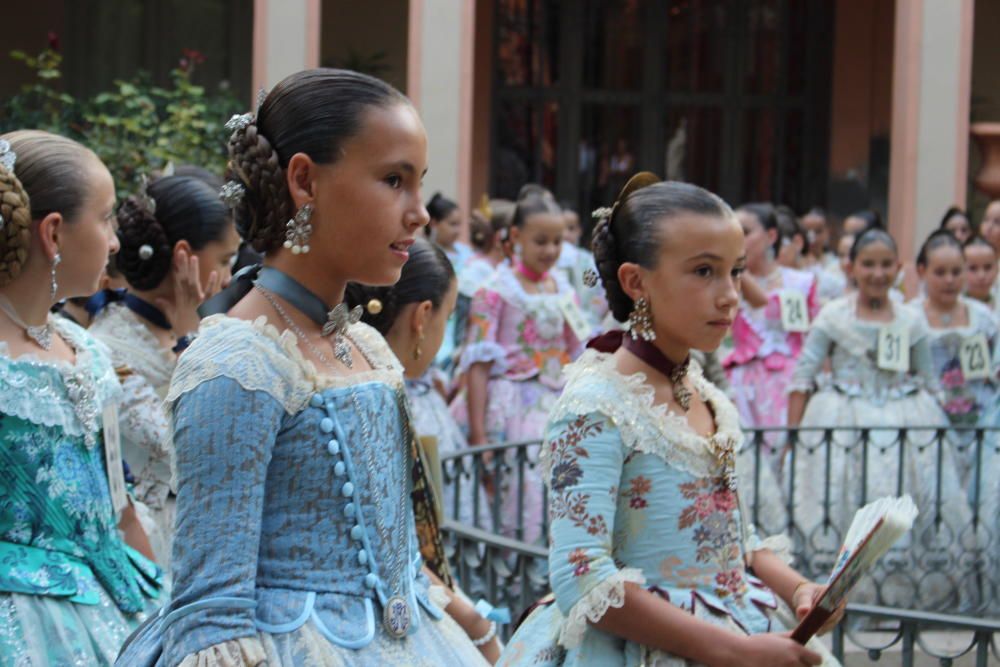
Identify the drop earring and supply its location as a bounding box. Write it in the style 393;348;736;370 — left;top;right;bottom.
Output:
627;297;655;341
49;253;61;303
283;203;314;255
413;331;425;361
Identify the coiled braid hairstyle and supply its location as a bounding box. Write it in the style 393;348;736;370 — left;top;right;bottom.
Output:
225;68;409;254
591;173;734;323
0;130;101;287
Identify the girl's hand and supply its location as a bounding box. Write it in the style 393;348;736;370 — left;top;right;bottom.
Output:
794;582;846;636
156;247;220;338
734;633;822;666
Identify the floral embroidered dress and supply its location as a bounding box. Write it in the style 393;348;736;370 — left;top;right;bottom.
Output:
452;262;584;543
116;315;487;667
724;267;818;434
0;317;163;665
498;351;837;666
788;295;977;611
907;297;1000;485
90;301;177;570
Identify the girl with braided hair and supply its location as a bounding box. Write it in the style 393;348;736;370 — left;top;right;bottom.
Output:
0;131;163;664
499;175;841;667
88;174;239;572
117;69;490;666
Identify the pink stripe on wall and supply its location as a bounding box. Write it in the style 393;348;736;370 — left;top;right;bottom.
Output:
954;0;974;206
887;0;923;263
306;0;321;69
251;0;269;107
407;0;424;107
457;0;475;229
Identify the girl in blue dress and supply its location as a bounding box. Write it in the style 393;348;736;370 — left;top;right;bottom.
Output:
499;174;841;666
117;69;489;666
0;131;163;664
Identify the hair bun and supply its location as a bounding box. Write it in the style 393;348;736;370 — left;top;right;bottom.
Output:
227;123;291;253
0;166;32;287
116;194;172;290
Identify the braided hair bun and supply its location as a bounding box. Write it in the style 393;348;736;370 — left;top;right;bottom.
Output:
0;165;32;287
115;194;172;290
227;122;290;253
591;173;733;322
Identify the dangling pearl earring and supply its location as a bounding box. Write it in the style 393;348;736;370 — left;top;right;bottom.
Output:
49;253;61;303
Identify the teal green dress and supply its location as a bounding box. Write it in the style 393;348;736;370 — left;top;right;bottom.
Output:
0;317;163;666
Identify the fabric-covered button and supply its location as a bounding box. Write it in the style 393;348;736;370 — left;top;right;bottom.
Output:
357;549;368;565
326;402;336;413
341;482;355;497
310;394;324;408
320;418;334;433
327;439;340;456
350;524;363;541
334;461;346;477
364;573;378;589
344;503;355;518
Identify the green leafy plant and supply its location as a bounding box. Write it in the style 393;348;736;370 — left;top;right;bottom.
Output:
1;45;241;197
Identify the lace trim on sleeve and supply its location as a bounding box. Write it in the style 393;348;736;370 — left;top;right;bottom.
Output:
458;341;509;375
542;351;743;482
176;638;267;667
558;567;646;649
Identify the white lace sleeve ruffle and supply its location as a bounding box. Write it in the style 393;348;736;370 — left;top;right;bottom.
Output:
176;638;267;667
558;567;646;649
542;350;743;482
0;318;121;443
459;341;509;375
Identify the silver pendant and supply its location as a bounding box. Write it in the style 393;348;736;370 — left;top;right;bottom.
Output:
383;595;411;638
334;336;354;369
26;323;53;350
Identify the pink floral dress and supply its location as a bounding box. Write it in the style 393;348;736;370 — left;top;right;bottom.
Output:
452;262;583;542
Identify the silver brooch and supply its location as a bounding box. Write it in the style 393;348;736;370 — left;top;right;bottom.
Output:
583;268;599;288
591;206;613;222
322;303;363;368
219;180;246;208
0;139;15;172
225;112;254;132
255;87;268;113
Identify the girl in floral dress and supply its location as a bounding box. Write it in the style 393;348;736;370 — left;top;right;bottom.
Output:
500;175;840;666
0;131;162;665
909;231;999;484
454;186;584;543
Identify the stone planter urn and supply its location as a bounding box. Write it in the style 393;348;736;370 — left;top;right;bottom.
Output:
971;123;1000;198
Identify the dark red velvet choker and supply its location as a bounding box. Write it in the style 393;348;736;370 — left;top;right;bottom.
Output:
622;335;693;411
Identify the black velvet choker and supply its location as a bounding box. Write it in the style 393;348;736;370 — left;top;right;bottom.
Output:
622;335;692;411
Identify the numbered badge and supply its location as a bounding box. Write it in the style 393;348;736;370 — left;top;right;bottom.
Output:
559;295;592;343
959;333;991;381
877;322;910;372
102;403;129;515
779;290;810;332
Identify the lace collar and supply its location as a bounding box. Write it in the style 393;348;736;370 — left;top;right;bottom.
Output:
90;302;175;389
0;317;120;446
542;349;743;481
492;261;574;310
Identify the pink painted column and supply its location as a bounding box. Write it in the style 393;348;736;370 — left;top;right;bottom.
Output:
887;0;922;262
251;0;322;105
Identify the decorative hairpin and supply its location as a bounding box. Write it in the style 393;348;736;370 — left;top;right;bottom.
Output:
225;112;254;133
583;268;599;288
476;193;492;221
591;206;613;222
138;174;156;215
255;88;268;113
138;244;155;261
0;139;16;172
219;180;246;208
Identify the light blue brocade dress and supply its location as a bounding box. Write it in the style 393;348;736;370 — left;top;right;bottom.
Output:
498;351;837;666
116;315;487;666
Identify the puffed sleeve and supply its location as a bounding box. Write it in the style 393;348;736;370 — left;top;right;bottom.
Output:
159;376;285;666
788;314;833;393
459;286;508;374
544;411;645;649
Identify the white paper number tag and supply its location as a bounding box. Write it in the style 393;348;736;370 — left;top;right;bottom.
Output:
959;333;991;381
779;290;810;332
877;323;910;372
102;403;128;516
560;295;592;343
